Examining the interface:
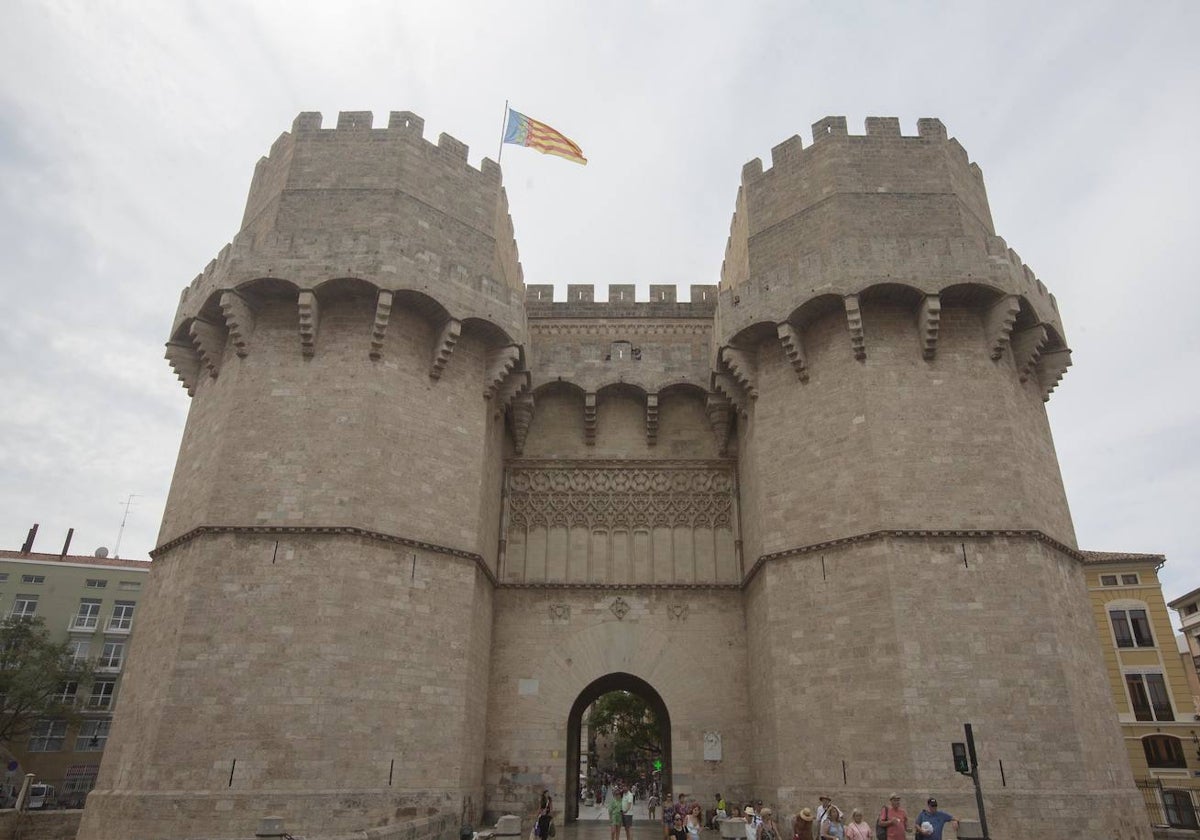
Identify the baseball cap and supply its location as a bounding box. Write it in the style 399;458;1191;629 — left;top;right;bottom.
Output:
927;798;937;807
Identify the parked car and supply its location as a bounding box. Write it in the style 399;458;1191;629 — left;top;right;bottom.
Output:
27;783;55;809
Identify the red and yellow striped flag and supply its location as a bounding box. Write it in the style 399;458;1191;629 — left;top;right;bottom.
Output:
503;108;587;165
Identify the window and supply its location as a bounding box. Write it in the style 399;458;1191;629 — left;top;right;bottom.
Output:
20;574;45;584
8;595;37;620
1111;608;1155;648
1127;673;1174;721
85;579;107;589
107;601;135;632
98;641;124;671
66;639;89;664
1144;735;1187;769
87;680;115;710
72;599;102;630
27;719;67;752
1163;791;1199;830
0;573;8;582
75;720;111;752
54;681;79;707
1100;575;1119;586
1187;604;1199;616
1122;574;1140;585
118;580;141;591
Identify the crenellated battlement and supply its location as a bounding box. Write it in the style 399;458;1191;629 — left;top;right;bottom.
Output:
524;283;718;317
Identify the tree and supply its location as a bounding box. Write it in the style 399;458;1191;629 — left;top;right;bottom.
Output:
587;691;662;776
0;617;94;745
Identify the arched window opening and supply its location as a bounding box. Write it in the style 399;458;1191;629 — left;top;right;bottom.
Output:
1144;735;1187;769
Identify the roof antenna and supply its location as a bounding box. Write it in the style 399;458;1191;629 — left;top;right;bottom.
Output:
113;494;141;559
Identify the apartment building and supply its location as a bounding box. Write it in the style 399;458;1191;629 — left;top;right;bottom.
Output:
0;544;149;807
1086;551;1200;829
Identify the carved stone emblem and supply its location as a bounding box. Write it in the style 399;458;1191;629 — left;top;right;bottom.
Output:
548;604;570;622
610;597;630;620
668;603;689;622
703;731;722;761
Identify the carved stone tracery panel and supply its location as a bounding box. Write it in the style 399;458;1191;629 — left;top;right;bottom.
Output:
507;463;734;530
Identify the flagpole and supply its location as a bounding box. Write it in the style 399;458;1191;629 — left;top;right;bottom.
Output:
497;100;509;164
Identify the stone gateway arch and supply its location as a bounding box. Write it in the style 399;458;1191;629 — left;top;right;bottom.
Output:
77;111;1146;840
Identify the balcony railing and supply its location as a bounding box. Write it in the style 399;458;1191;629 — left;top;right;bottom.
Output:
85;696;113;711
105;618;132;633
69;616;99;631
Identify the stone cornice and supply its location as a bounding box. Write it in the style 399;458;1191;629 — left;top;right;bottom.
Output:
496;581;741;591
528;321;712;336
742;528;1083;587
150;524;499;586
507;457;736;470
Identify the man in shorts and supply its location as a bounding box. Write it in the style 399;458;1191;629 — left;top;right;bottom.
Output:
622;782;635;840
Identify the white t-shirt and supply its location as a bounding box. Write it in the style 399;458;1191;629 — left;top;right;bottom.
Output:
622;791;634;814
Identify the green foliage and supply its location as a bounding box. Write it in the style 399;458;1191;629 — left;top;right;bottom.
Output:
0;617;94;745
587;691;663;768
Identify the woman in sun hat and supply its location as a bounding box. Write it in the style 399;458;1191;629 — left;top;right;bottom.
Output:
791;807;814;840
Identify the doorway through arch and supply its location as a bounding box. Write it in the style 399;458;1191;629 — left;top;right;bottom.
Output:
565;672;672;823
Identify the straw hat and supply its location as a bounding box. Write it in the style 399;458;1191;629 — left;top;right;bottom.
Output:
799;808;814;821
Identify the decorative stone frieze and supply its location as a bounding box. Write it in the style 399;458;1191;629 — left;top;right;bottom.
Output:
506;463;734;530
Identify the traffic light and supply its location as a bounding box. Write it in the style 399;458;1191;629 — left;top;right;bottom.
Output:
951;742;970;775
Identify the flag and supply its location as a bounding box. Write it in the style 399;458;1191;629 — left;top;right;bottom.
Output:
503;108;587;165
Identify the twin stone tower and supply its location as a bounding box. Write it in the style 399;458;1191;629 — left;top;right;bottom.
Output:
78;112;1145;840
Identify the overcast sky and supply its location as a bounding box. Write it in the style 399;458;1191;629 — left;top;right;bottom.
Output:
1;1;1196;610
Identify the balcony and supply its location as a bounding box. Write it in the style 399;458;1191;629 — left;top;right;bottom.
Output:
1179;611;1200;632
105;618;132;634
85;696;113;711
69;616;99;632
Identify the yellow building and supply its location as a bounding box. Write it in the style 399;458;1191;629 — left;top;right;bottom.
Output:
0;544;149;808
1085;550;1200;830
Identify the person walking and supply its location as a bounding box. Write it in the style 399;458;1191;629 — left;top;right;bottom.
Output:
913;798;957;840
819;805;844;840
622;783;636;840
815;796;832;832
671;812;689;840
649;793;660;821
744;806;759;840
536;795;554;840
608;783;625;840
791;807;814;840
842;809;870;840
757;807;781;840
876;795;907;840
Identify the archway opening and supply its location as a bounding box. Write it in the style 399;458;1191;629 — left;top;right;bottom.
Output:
566;673;671;823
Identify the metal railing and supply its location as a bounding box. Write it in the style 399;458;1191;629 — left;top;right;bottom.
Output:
1136;778;1200;829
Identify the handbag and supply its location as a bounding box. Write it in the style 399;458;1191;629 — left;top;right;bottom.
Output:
549;821;556;838
874;808;888;840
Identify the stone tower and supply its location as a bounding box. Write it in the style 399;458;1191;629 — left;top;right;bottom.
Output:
79;113;1146;840
78;111;525;838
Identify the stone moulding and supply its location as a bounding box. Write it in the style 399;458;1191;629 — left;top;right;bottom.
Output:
917;294;941;360
150;524;499;587
741;527;1085;588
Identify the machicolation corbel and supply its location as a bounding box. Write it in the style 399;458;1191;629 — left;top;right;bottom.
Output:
985;295;1021;360
484;346;520;399
165;340;201;396
844;295;866;361
509;394;535;456
297;291;320;358
646;395;659;446
430;319;462;380
584;393;597;446
189;318;226;378
719;347;757;399
917;295;941;360
705;394;732;456
1010;325;1049;383
219;291;254;359
776;322;809;382
369;290;393;360
1037;349;1072;402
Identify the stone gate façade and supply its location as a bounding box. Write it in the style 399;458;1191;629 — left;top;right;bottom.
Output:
77;111;1147;840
